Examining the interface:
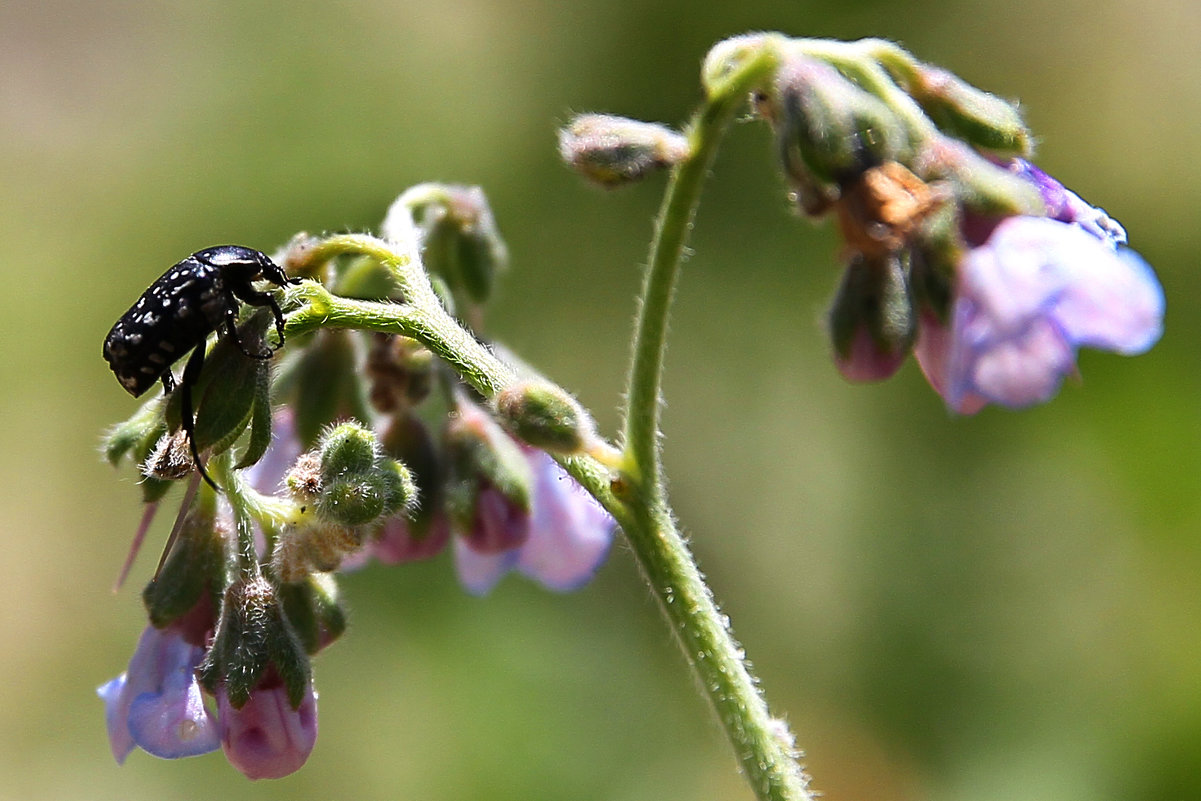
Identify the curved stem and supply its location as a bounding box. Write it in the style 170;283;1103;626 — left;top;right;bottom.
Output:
279;38;815;796
620;50;772;487
615;38;814;801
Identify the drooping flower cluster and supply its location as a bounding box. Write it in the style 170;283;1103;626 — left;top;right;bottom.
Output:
744;37;1164;411
100;185;616;778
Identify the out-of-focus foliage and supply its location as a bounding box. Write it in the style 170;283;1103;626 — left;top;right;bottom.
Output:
2;1;1199;799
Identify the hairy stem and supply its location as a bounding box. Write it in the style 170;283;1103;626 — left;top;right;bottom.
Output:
281;37;814;799
615;36;814;801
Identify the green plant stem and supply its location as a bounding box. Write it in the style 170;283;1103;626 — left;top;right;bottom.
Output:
282;37;814;799
615;38;814;801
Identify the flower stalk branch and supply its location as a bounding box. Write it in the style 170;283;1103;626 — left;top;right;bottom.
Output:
274;37;813;801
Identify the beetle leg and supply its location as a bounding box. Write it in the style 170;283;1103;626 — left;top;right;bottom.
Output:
222;296;274;360
180;343;220;491
161;370;177;395
229;283;289;354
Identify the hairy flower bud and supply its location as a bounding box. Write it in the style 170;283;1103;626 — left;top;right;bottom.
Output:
770;55;911;187
916;139;1044;218
284;329;369;449
275;422;418;580
494;380;597;455
384;183;508;307
903;64;1031;156
314;422;416;527
198;574;311;711
366;334;433;413
558;114;691;188
828;253;915;382
444;398;532;553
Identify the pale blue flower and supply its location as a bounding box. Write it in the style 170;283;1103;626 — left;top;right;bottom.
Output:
98;625;219;763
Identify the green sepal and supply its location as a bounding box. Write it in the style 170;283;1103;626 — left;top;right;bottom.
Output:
190;312;271;455
198;573;312;710
104;395;166;467
828;252;915;360
130;419;173;503
140;476;174;504
443;401;532;529
920;141;1044;217
270;602;314;709
908;66;1031;157
142;505;225;628
233;360;273;469
279;573;347;655
910;205;964;324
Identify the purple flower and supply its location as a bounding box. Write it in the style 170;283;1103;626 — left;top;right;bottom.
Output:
914;163;1163;412
97;625;219;763
218;678;318;780
455;449;615;595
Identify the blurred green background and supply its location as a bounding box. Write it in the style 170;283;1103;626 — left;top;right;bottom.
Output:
3;1;1199;799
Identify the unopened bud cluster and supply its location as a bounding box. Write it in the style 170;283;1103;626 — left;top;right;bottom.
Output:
709;34;1159;408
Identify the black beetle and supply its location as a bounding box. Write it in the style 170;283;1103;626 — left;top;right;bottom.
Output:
103;245;301;489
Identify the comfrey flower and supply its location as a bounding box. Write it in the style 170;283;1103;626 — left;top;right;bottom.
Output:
444;397;615;595
913;173;1164;412
98;625;219;764
757;47;1164;412
454;446;616;595
218;676;318;781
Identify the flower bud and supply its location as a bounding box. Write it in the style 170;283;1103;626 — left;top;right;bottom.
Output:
905;65;1031;156
318;421;379;479
104;395;166;467
494;380;597;455
279;573;347;654
770;55;911;187
318;462;413;527
916;139;1044;218
366;334;433;413
313;421;417;527
104;397;173;502
444;399;532;553
282;329;369;449
274;422;418;579
828;253;915;382
378;414;447;547
218;677;317;780
198;573;311;711
558;114;691;188
385;183;508;306
142;509;226;631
